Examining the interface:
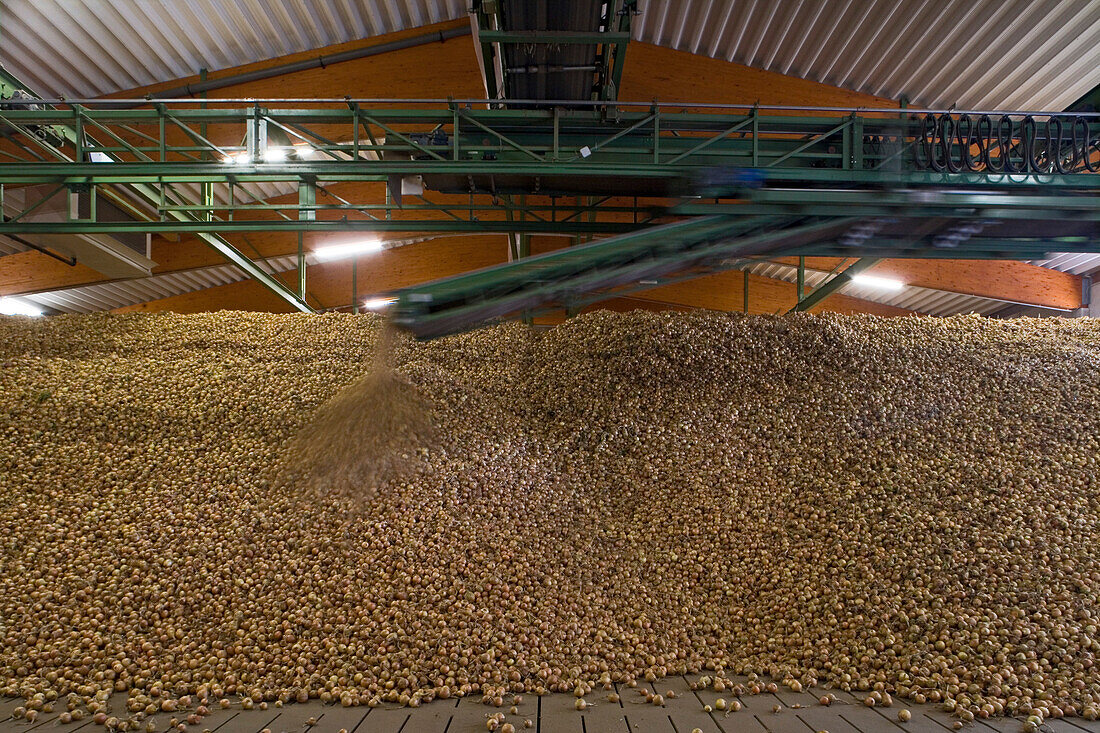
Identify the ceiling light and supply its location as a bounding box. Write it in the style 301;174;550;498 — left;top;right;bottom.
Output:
364;297;397;310
292;143;314;158
88;152;113;163
264;147;287;163
314;239;384;261
223;152;251;164
851;274;904;291
0;297;44;317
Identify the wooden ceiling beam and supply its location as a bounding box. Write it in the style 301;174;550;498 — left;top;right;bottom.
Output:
0;186;655;297
106;19;480;101
640;269;914;317
773;257;1083;310
619;43;899;109
110;242;912;319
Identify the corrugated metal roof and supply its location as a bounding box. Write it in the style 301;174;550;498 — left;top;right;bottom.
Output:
1030;253;1100;276
15;250;1081;317
634;0;1100;111
744;260;1064;317
18;237;435;314
0;236;28;257
0;0;468;98
22;253;310;314
3;0;1098;110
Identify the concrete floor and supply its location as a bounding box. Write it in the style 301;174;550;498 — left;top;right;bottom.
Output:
3;676;1098;733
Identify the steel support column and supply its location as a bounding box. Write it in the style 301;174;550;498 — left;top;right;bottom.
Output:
789;258;880;313
797;256;805;301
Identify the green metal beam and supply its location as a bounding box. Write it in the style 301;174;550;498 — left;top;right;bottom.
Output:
478;30;631;44
0;68;314;313
0;105;1089;158
1;163;1097;191
3;216;1100;256
747;189;1100;211
675;201;1100;221
392;217;851;339
789;258;880;312
605;0;637;101
1;103;1099;194
1;93;1098;277
807;247;1068;260
0;219;643;235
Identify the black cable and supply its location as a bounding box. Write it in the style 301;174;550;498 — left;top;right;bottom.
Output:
1084;119;1100;173
1005;116;1027;173
957;114;981;172
1071;117;1089;172
986;115;1009;172
911;112;1100;175
1024;116;1047;173
939;114;958;172
915;113;937;170
973;115;993;171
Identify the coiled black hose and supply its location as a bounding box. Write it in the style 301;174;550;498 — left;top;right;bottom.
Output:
912;113;1100;174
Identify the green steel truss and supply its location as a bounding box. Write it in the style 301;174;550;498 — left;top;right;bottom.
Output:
3;101;1099;203
2;101;1100;234
390;216;1100;338
1;71;316;311
2;83;1100;330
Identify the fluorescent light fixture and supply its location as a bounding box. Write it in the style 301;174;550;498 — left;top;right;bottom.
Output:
88;152;114;163
0;297;44;317
263;147;287;163
364;297;397;310
313;239;384;261
292;143;314;158
223;152;251;164
851;274;904;291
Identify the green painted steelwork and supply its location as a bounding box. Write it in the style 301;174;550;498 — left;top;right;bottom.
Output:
6;187;1100;234
789;258;880;312
0;100;1097;244
2;90;1100;326
391;217;856;338
604;1;637;101
0;69;315;313
297;233;306;299
478;30;631;44
0;219;645;235
2;164;1098;190
675;201;1100;222
2;104;1096;181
